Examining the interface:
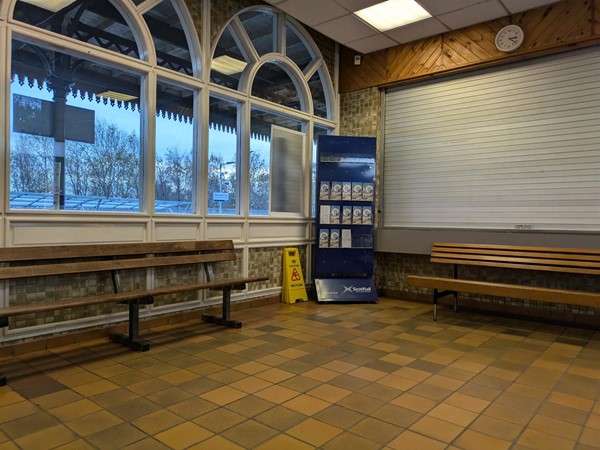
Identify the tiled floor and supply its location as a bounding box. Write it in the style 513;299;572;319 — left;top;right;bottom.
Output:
1;298;599;450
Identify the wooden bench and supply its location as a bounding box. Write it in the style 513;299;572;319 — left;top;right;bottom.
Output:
0;240;268;386
407;242;600;321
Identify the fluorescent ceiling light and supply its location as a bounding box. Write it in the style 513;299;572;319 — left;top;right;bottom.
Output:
212;56;248;76
97;91;138;102
355;0;431;32
21;0;77;12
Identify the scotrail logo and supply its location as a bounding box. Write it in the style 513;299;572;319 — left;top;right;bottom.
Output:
343;285;372;294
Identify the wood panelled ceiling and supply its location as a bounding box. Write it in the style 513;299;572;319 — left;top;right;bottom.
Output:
340;0;600;93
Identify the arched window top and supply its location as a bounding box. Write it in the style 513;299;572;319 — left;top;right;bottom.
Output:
11;0;199;77
252;62;303;111
239;9;275;57
211;6;335;121
142;0;194;76
12;0;142;59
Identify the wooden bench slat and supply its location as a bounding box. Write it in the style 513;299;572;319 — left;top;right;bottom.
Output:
0;275;269;318
431;253;600;270
431;258;600;275
0;240;235;263
0;252;236;280
432;248;600;262
433;242;600;255
408;275;599;308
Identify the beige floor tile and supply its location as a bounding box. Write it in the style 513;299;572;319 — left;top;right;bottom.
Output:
71;379;119;397
306;383;352;403
189;435;247;450
321;360;359;373
167;397;218;420
548;392;595;412
200;385;248;406
14;424;77;450
302;367;341;382
65;410;122;436
229;375;272;394
0;401;39;424
455;429;512;450
154;422;213;450
321;431;382;450
255;367;296;383
387;430;447;450
529;414;582;440
131;409;186;435
391;392;437;413
283;394;331;416
579;427;600;447
470;415;523;441
49;399;102;421
0;392;25;407
254;405;307;431
313;404;365;429
53;438;97;449
410;416;463;443
287;418;343;446
221;419;279;448
348;366;387;382
85;423;147;450
518;428;576;450
255;385;300;404
428;403;478;427
350;417;403;445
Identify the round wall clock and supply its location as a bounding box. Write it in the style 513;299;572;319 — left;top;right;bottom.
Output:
495;24;524;53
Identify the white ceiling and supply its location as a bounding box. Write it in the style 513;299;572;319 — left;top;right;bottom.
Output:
263;0;560;54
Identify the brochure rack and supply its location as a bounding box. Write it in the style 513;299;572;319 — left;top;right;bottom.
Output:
314;135;378;303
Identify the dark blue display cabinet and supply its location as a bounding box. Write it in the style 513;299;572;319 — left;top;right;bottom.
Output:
314;135;378;303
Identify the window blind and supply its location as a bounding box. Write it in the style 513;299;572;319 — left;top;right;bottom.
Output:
383;46;600;231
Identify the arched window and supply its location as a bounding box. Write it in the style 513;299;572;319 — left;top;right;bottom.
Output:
8;0;201;213
210;7;335;216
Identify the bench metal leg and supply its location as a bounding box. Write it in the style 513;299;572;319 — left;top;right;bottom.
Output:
433;289;457;321
202;286;243;329
109;300;151;351
0;318;8;385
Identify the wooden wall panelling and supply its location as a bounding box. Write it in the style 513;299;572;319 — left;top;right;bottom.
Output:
339;49;387;92
386;36;443;81
595;0;600;35
339;0;600;93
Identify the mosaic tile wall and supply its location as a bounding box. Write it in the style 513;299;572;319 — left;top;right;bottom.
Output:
183;0;201;45
339;87;382;222
207;249;244;299
7;269;145;330
248;245;308;291
306;28;337;92
210;0;258;44
153;263;202;307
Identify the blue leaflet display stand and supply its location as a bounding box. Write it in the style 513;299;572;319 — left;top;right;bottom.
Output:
314;135;378;303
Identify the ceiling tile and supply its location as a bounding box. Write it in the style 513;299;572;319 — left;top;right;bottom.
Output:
501;0;560;14
437;0;507;30
346;33;399;53
314;14;378;44
333;0;386;12
276;0;348;26
416;0;492;16
384;17;449;43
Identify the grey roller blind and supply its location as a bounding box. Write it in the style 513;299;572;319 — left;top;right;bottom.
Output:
383;46;600;231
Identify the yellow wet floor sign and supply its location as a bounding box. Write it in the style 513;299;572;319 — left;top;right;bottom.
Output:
282;248;308;304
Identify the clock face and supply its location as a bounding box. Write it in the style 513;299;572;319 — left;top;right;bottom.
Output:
495;25;524;52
